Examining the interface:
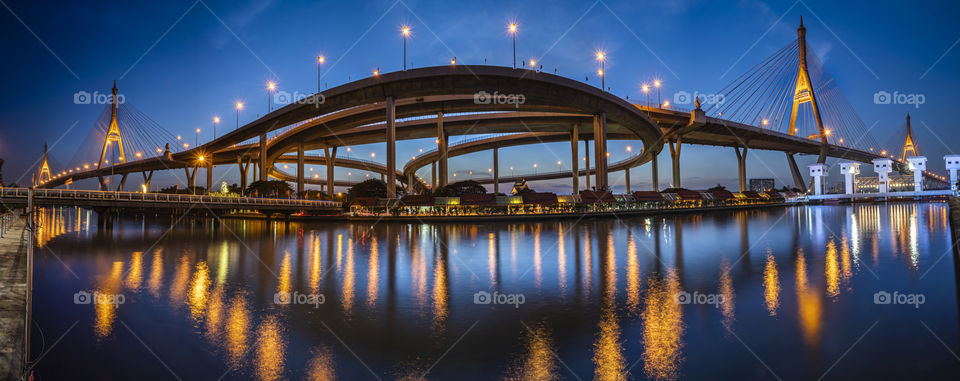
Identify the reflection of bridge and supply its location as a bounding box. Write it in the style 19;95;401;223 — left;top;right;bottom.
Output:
36;19;949;199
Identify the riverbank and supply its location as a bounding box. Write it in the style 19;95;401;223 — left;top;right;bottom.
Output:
0;213;27;380
344;202;796;223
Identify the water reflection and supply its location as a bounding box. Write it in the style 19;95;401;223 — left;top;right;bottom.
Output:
29;203;958;380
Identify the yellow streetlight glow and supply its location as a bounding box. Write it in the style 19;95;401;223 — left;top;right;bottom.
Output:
596;51;606;61
530;59;536;66
626;146;632;152
370;152;375;158
213;116;220;124
654;80;661;88
762;119;768;126
508;23;517;34
450;58;456;65
373;69;379;76
318;55;325;64
236;102;244;110
825;129;831;136
267;82;276;91
135;152;142;158
195;128;201;133
597;69;603;75
198;155;205;162
642;85;649;93
402;25;410;36
663;101;670;107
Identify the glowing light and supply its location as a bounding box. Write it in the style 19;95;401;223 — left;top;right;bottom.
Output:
370;152;375;158
236;102;244;110
508;23;517;34
597;69;604;76
530;59;536;66
642;85;649;93
450;58;456;65
135;152;142;158
195;128;201;134
762;119;768;126
596;51;606;61
198;155;205;162
401;25;411;36
626;146;632;152
318;56;325;64
825;129;831;136
663;101;670;107
654;80;661;88
213;116;220;124
267;82;276;91
372;69;379;76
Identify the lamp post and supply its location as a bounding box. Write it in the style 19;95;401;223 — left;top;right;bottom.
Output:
509;23;518;69
195;128;201;147
213;116;220;139
317;55;325;92
642;85;650;107
401;26;410;71
235;102;244;129
596;51;606;91
267;82;276;112
654;80;661;107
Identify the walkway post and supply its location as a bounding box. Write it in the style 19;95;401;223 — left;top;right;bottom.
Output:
386;96;397;198
570;124;579;194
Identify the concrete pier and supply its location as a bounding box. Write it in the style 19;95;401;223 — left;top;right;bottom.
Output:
0;213;27;380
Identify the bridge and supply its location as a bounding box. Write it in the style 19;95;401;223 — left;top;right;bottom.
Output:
33;18;951;202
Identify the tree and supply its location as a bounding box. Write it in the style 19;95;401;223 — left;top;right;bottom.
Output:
433;180;486;197
246;180;293;198
707;184;726;192
347;179;387;199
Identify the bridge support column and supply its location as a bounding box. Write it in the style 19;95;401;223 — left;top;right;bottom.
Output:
386;96;397;198
206;164;213;193
437;112;448;187
259;133;268;182
669;138;682;188
297;142;305;198
945;155;960;190
651;153;659;191
625;167;631;193
785;153;806;192
325;147;337;198
117;173;128;192
570;124;579;194
734;145;748;192
584;139;591;190
185;167;198;194
408;172;416;194
808;163;828;195
142;171;153;192
839;162;860;195
593;113;608;191
431;162;437;189
872;159;893;193
493;146;500;194
907;156;928;192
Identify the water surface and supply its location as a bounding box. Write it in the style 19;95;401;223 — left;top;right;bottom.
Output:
30;203;960;379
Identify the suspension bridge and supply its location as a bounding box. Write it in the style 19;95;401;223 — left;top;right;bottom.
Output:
30;19;951;207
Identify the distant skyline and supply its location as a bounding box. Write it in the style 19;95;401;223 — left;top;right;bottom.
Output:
1;0;958;192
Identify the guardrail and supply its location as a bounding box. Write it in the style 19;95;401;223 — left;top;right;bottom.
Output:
0;188;341;208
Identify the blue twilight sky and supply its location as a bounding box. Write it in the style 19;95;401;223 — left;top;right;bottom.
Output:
1;0;958;193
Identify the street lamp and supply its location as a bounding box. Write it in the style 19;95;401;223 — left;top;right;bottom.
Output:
235;102;244;129
642;84;649;107
508;23;518;69
557;160;562;171
596;51;606;91
213;116;220;139
267;82;276;112
317;55;325;92
195;128;201;147
533;163;538;175
654;80;661;107
401;25;411;71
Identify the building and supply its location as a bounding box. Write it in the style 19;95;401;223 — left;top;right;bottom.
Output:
749;178;775;192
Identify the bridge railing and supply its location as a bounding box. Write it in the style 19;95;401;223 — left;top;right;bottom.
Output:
0;188;341;208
